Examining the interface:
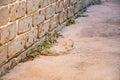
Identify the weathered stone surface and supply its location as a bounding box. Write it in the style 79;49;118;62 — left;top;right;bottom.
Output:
71;0;77;5
18;16;32;34
50;14;59;29
32;9;45;27
41;0;50;7
37;22;43;38
0;22;17;45
8;35;25;58
42;20;50;35
51;3;56;16
59;9;67;24
38;19;50;38
67;6;74;18
74;2;81;13
26;0;40;14
9;1;26;21
45;3;56;19
0;0;16;7
56;0;63;13
50;0;57;4
0;6;9;26
9;23;17;40
63;0;70;9
45;5;52;19
24;27;38;48
0;44;8;64
0;25;9;45
81;0;87;8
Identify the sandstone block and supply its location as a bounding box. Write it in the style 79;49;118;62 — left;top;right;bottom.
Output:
0;6;9;26
8;35;25;58
59;12;64;24
18;16;32;34
32;9;45;27
59;9;67;24
51;3;56;16
0;22;17;45
41;0;50;7
74;2;81;13
9;1;26;21
50;0;57;4
26;0;40;14
9;22;17;40
63;0;70;8
42;20;50;35
71;0;77;5
0;44;8;64
45;4;56;19
56;0;63;13
67;6;74;18
0;0;16;7
50;14;59;29
45;5;52;19
38;20;50;38
24;27;38;48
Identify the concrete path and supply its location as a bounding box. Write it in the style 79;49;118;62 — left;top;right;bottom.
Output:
1;0;120;80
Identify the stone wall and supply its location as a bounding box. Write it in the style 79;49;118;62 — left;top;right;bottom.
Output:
0;0;99;76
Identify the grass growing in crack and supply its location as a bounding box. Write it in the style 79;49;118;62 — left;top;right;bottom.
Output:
67;17;76;26
91;0;102;5
37;30;61;51
23;30;62;61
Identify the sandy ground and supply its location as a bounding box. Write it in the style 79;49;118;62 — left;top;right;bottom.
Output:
1;0;120;80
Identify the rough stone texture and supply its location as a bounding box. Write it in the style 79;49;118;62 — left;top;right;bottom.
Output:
0;44;8;64
32;9;45;27
0;6;9;26
9;1;26;21
26;0;40;14
50;14;59;29
51;3;56;16
67;6;74;18
59;9;67;24
0;25;9;45
24;27;38;48
0;22;17;45
41;0;50;8
45;5;52;19
8;35;25;59
0;0;16;7
9;22;17;40
0;0;100;76
56;0;63;13
18;16;32;34
42;19;50;36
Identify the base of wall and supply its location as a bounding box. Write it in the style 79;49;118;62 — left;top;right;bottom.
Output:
0;21;67;77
